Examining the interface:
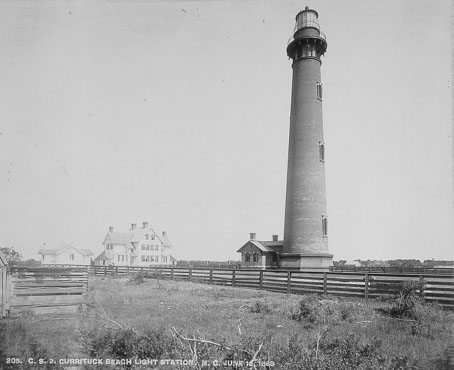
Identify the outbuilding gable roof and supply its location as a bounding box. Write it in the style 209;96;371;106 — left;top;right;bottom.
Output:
237;240;283;253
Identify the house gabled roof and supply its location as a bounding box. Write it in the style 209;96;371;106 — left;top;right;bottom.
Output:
103;232;133;245
104;225;173;248
38;245;94;256
94;251;108;261
237;240;283;253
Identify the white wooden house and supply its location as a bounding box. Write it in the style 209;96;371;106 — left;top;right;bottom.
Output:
94;222;174;267
38;245;93;265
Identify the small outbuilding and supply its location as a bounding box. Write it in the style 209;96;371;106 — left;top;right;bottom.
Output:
237;233;283;269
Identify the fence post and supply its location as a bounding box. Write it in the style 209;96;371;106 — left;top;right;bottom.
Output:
104;266;107;276
259;270;263;290
287;271;292;294
189;268;193;281
209;269;213;284
419;275;425;299
115;266;118;275
171;268;174;280
232;270;236;287
323;273;328;295
364;273;369;303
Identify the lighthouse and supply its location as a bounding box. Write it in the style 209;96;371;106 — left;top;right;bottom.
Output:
281;7;333;270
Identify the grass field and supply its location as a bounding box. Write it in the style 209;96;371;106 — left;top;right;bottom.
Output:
1;274;453;369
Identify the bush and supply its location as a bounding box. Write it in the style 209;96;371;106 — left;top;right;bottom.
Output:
275;332;387;370
250;301;271;314
82;326;174;369
290;295;320;323
389;281;423;319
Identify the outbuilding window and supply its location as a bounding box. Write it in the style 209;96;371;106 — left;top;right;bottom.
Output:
245;252;251;263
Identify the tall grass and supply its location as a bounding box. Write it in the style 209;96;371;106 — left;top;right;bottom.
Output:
0;274;452;369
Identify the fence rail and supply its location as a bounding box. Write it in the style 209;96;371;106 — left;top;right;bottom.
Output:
80;265;454;308
9;267;89;315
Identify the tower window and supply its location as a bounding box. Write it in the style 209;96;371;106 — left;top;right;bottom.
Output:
319;141;325;162
322;215;328;237
316;82;323;100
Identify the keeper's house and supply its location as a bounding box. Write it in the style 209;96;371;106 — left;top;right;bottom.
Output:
237;233;283;269
38;245;94;266
94;222;174;267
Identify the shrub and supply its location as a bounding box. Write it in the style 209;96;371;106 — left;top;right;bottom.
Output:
250;301;271;314
389;281;423;319
127;271;146;285
290;295;320;323
275;332;386;370
82;326;174;369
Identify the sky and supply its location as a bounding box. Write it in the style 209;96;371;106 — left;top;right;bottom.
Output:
0;0;452;262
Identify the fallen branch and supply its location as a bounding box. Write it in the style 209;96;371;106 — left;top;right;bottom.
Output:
99;305;124;329
171;327;253;356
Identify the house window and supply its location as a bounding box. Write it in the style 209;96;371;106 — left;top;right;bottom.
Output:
319;141;325;162
118;255;120;262
162;256;168;263
317;82;322;100
322;215;328;237
245;252;251;263
151;235;155;240
253;252;259;263
70;253;74;261
145;234;149;240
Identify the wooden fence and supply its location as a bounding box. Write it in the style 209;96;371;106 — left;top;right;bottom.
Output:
87;265;454;308
1;257;10;318
8;267;89;315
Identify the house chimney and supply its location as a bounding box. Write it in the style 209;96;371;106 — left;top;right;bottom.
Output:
109;226;114;233
249;232;256;240
131;223;136;230
143;222;148;228
272;235;279;242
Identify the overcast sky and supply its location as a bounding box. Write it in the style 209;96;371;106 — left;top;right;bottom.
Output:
0;0;452;262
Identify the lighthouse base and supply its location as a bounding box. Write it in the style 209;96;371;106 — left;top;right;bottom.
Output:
279;253;333;271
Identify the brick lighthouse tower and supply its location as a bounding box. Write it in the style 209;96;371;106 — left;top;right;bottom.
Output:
281;7;333;270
